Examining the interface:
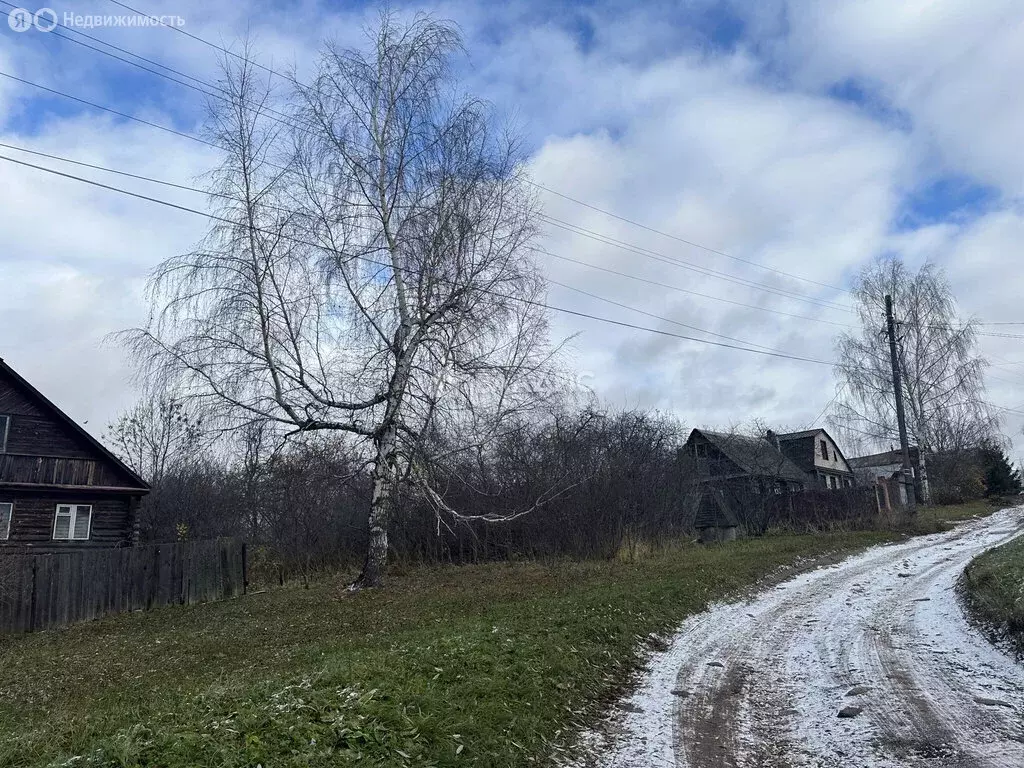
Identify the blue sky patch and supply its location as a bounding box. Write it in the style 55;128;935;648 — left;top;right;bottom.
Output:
826;77;911;131
895;176;1000;232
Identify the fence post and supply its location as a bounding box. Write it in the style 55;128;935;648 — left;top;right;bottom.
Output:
28;558;38;633
241;542;248;595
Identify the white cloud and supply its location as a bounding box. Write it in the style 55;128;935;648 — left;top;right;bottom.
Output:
0;0;1022;454
778;0;1024;194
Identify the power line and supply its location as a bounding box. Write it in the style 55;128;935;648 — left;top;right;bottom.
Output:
0;4;321;140
34;2;855;314
0;2;214;99
988;373;1024;387
106;0;284;78
531;181;851;294
806;382;847;430
5;149;1019;419
7;4;1020;345
0;71;212;148
0;151;853;370
547;279;821;358
540;214;855;314
102;0;858;304
25;1;1024;332
0;138;864;338
0;61;857;317
538;247;853;328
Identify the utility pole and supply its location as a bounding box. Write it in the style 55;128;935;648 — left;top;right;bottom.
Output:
885;294;916;514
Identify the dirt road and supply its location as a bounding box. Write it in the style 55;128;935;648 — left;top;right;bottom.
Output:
590;507;1024;767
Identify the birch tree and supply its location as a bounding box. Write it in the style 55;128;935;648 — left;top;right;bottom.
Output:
126;16;560;588
831;256;998;485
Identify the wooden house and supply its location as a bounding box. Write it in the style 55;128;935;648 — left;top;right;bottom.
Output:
684;428;810;493
681;428;809;535
772;429;855;490
0;358;148;549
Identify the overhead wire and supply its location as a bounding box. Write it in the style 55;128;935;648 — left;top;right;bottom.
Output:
2;0;1019;381
3;1;859;315
0;151;852;371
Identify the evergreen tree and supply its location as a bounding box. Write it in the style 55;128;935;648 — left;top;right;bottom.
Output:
979;443;1022;497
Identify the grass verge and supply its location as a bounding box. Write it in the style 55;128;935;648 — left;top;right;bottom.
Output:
960;520;1024;658
0;501;1004;767
911;498;1011;532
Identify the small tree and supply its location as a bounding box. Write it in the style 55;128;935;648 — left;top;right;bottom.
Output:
104;393;206;485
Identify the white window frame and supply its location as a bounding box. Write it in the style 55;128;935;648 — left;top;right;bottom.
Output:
0;502;12;540
52;504;93;541
0;414;9;453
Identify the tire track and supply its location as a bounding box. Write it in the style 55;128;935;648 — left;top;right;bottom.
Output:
587;507;1024;767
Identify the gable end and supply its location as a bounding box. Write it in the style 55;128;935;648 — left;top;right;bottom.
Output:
0;359;148;492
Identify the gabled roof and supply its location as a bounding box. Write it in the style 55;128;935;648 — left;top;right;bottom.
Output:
849;446;920;469
691;429;809;485
778;427;855;475
0;358;149;491
776;428;823;441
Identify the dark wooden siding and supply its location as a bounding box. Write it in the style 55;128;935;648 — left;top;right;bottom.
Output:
4;414;97;459
0;492;132;548
779;435;816;474
687;433;745;478
0;371;139;489
0;454;124;487
0;378;95;459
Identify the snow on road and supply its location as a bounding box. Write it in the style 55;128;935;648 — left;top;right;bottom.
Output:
583;507;1024;768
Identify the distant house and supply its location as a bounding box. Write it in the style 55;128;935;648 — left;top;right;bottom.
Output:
682;427;860;535
848;446;921;485
684;427;854;491
849;446;923;506
0;358;149;549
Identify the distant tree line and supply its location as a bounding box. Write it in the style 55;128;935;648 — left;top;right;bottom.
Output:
105;387;1022;582
928;442;1022;504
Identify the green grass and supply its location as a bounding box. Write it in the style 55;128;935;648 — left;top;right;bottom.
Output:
0;500;1006;768
911;498;1010;532
960;521;1024;658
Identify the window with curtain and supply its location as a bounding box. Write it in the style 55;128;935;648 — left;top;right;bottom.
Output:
53;504;92;541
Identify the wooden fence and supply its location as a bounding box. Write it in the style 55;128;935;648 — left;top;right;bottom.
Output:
0;539;246;634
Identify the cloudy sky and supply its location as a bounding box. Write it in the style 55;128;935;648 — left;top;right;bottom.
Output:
1;0;1023;456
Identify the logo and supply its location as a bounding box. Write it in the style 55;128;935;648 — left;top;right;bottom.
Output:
7;7;32;31
6;8;185;31
6;6;56;31
33;7;56;31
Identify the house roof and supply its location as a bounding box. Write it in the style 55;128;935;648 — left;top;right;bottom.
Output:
777;427;855;476
694;429;810;485
0;358;150;492
849;447;919;469
776;428;822;441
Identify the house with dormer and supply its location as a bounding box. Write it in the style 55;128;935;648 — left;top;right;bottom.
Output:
771;429;856;489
